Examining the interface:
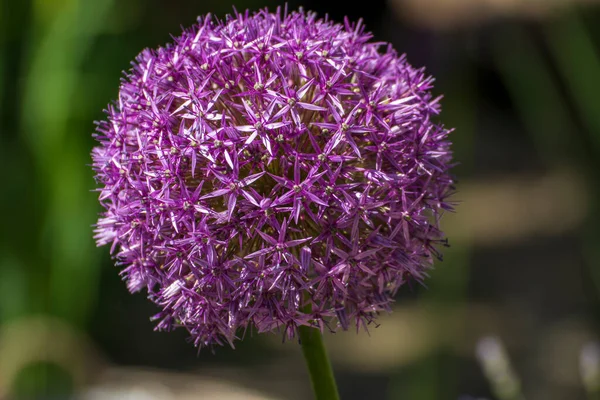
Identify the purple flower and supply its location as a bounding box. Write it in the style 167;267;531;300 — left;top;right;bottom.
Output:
92;7;454;348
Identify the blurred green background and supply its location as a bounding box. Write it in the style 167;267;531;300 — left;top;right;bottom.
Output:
1;0;599;399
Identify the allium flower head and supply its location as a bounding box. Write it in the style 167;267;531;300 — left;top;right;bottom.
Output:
92;7;454;347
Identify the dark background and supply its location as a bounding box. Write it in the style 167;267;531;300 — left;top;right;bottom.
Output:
1;0;599;399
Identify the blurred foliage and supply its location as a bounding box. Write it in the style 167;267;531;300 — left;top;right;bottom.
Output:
1;0;599;399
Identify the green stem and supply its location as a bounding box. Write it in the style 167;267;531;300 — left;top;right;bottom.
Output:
298;325;340;400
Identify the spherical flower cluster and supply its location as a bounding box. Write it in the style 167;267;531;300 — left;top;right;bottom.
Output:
92;8;454;348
